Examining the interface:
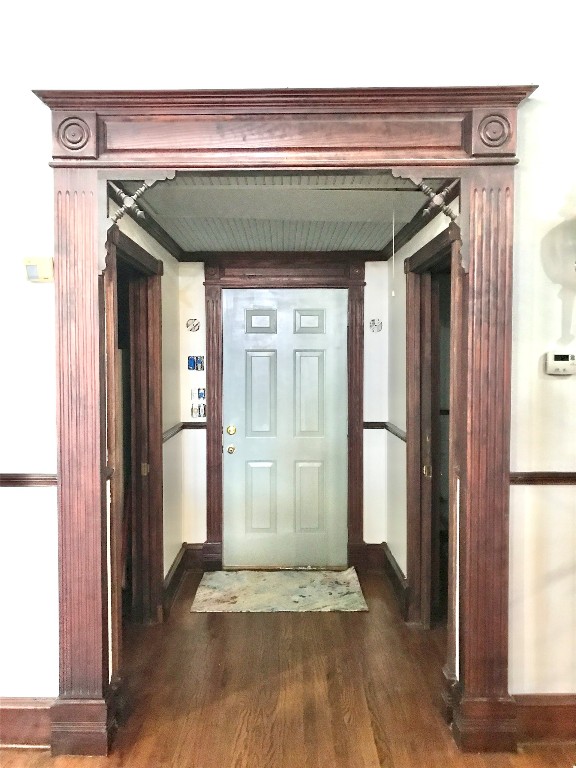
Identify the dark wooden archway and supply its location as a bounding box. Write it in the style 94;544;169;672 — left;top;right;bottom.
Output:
36;86;535;755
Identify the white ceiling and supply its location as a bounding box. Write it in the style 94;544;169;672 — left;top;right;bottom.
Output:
121;171;449;253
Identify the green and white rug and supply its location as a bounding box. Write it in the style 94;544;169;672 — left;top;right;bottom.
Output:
190;567;368;613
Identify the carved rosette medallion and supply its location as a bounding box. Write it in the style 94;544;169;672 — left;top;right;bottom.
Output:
468;108;516;157
58;117;91;151
52;111;98;159
478;114;511;148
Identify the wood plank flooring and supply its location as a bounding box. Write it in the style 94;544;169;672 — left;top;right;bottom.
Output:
2;571;574;767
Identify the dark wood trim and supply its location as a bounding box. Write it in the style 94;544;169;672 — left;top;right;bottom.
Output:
162;544;188;617
452;166;517;752
515;695;576;741
110;184;184;262
51;687;120;756
0;698;54;746
205;257;365;570
384;421;407;442
162;422;184;443
510;472;576;485
36;86;537;112
108;225;164;276
383;186;460;260
162;422;208;443
404;222;460;273
38;87;537;755
51;167;111;756
382;542;410;620
189;250;387;264
405;270;423;624
347;542;386;571
0;473;57;487
348;282;364;547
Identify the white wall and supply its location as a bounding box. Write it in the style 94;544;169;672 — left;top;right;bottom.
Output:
1;0;574;698
363;262;388;543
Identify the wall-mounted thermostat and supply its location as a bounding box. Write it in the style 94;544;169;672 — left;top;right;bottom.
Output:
545;350;576;375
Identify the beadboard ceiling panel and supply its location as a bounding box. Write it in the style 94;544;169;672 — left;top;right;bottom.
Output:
122;171;449;253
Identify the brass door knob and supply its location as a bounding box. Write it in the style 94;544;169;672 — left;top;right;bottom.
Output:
226;425;237;435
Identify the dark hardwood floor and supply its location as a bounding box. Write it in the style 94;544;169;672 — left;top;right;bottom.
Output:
2;571;574;767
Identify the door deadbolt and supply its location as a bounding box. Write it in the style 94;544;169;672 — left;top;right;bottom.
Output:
227;445;236;454
226;425;237;435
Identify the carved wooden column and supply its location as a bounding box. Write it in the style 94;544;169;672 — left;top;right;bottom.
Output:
50;167;113;755
452;164;516;751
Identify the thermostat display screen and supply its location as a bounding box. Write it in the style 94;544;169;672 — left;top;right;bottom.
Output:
554;354;569;361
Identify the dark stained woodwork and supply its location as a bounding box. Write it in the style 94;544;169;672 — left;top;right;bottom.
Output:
184;250;390;263
7;572;573;768
404;223;459;273
443;239;468;721
382;542;410;620
204;256;365;570
107;225;164;276
382;185;460;260
510;472;576;485
0;474;57;486
451;166;517;751
127;274;164;625
162;543;189;618
405;269;423;625
104;230;123;698
162;421;208;443
162;422;184;443
0;698;54;746
515;695;576;741
347;281;364;548
51;167;111;756
37;87;538;755
204;283;224;568
36;87;536;171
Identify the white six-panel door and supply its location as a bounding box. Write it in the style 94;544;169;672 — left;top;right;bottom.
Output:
222;288;348;567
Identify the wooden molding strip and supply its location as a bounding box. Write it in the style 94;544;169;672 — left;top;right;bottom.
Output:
0;473;57;487
404;222;461;274
382;542;410;620
0;698;54;746
510;472;576;485
162;421;207;443
515;694;576;741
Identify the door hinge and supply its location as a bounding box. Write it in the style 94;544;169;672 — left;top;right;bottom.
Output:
422;464;432;479
141;462;150;477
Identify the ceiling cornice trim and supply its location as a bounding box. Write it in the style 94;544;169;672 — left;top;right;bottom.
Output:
34;86;537;114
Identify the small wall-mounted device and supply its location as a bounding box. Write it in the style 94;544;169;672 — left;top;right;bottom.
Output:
24;258;54;283
545;350;576;375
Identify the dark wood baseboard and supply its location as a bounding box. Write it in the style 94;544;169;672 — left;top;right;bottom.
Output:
0;698;54;746
348;542;386;571
163;545;188;617
51;686;120;756
202;541;223;570
515;694;576;741
451;696;517;752
381;542;410;620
